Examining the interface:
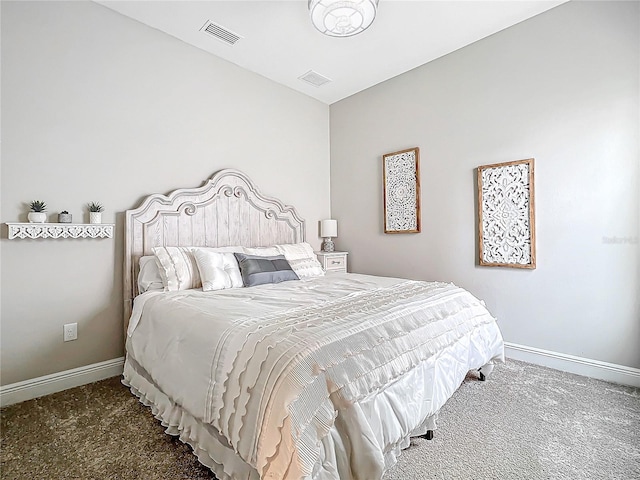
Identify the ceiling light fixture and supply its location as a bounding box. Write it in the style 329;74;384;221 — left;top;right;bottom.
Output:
308;0;379;37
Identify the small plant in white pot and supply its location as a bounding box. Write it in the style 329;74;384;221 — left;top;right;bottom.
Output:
28;200;47;223
58;210;72;223
87;202;104;224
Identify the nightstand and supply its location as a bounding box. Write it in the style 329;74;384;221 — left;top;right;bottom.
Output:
315;251;348;274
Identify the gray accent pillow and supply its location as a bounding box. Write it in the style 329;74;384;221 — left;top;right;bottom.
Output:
233;253;299;287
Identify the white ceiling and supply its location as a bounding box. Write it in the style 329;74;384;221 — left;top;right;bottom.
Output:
97;0;567;105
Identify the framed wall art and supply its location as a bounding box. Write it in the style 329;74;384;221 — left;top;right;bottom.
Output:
383;147;421;234
477;158;536;269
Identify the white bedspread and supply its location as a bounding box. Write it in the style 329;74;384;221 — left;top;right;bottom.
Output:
125;273;504;480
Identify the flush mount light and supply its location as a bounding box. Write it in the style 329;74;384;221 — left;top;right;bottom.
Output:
308;0;379;37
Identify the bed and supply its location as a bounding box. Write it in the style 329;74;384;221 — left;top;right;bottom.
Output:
122;168;505;480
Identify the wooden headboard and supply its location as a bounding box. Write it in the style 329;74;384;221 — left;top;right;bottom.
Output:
123;169;306;326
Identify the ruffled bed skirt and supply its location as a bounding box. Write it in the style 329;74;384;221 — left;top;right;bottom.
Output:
123;321;502;480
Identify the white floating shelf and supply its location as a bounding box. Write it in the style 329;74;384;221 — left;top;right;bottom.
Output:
6;223;115;240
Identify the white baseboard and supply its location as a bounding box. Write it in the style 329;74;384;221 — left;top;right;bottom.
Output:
0;357;125;407
504;342;640;388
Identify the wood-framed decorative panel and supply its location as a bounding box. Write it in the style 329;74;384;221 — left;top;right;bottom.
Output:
477;158;536;269
383;147;421;234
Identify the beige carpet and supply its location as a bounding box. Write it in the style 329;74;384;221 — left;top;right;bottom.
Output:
1;360;638;479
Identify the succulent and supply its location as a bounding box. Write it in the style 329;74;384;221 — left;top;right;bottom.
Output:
29;200;47;212
60;210;69;214
87;202;104;213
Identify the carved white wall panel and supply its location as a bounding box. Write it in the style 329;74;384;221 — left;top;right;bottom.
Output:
477;159;536;269
383;147;421;234
7;223;114;239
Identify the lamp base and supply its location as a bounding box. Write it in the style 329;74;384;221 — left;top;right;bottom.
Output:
321;238;335;252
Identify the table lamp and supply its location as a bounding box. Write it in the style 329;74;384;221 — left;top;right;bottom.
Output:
320;219;338;252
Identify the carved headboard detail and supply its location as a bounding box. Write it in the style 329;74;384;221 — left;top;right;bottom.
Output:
123;169;305;326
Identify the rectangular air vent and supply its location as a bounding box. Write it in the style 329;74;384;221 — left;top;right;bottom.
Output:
200;21;242;46
298;70;332;88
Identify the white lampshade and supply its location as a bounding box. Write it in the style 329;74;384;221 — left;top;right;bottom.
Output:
308;0;379;37
320;219;338;238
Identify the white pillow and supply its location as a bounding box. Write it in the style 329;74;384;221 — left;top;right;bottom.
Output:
152;246;244;291
275;242;325;278
153;246;201;291
242;246;280;257
192;249;243;291
138;256;164;293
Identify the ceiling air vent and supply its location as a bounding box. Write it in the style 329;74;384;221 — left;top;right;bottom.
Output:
200;21;242;46
298;70;332;88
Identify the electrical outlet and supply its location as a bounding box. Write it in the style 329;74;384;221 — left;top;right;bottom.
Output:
63;323;78;342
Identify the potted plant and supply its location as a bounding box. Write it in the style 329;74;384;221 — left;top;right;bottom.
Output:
87;202;104;224
28;200;47;223
58;210;72;223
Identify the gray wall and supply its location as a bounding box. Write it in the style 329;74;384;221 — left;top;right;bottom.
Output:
330;1;639;368
1;1;330;385
2;0;637;388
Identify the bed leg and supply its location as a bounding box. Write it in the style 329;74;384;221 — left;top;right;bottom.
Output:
478;362;494;381
421;430;434;440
